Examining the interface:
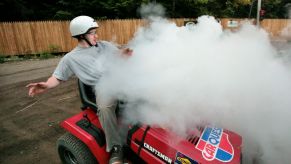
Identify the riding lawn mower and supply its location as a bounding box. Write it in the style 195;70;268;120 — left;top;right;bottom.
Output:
56;80;242;164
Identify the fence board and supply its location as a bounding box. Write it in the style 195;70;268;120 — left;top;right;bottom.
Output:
0;19;290;56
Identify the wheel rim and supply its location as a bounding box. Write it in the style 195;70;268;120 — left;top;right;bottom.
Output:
63;148;78;164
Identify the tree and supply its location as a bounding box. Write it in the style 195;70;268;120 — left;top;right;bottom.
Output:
0;0;289;21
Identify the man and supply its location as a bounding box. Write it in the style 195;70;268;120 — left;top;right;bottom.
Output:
26;15;132;164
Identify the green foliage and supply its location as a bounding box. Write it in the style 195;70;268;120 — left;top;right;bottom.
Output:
236;0;252;5
39;52;54;59
0;53;60;63
0;0;289;21
0;56;5;63
197;0;209;4
54;10;73;20
6;55;23;62
48;44;60;53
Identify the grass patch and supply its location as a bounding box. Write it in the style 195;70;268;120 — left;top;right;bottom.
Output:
0;56;5;63
0;53;64;64
0;44;64;63
39;52;54;59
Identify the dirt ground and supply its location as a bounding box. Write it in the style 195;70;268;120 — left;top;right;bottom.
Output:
0;40;290;164
0;57;81;164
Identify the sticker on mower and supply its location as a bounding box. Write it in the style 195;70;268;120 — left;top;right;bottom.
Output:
144;142;172;164
174;152;198;164
196;127;234;162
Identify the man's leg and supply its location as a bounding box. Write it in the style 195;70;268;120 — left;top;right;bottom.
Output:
96;97;123;163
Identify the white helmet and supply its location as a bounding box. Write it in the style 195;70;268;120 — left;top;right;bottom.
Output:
69;16;99;37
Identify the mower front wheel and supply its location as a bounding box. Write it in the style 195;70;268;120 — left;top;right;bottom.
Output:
57;132;97;164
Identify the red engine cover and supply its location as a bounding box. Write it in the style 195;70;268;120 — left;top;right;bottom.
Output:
127;125;242;164
60;108;242;164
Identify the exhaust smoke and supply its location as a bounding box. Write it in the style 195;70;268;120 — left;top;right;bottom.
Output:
95;4;291;164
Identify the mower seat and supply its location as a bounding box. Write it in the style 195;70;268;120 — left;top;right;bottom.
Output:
78;80;98;113
78;79;125;116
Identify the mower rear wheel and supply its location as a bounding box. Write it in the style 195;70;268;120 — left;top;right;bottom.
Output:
57;132;98;164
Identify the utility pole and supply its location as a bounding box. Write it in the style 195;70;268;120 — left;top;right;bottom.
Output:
256;0;262;27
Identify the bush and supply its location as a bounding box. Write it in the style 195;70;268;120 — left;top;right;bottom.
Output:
49;44;60;53
0;56;5;63
39;52;54;59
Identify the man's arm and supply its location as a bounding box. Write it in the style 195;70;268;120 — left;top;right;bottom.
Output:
26;76;61;97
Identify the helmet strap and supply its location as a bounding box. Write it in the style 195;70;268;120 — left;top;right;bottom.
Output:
78;34;98;47
84;37;93;47
80;35;93;47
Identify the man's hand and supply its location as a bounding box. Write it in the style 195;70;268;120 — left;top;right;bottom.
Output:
121;48;133;57
26;82;49;97
26;76;61;97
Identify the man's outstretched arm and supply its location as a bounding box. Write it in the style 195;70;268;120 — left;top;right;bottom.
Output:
26;76;61;97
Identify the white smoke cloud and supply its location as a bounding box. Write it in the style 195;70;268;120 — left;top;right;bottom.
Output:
95;7;291;164
138;2;165;20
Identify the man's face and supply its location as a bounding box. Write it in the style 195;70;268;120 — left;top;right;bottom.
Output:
86;28;98;46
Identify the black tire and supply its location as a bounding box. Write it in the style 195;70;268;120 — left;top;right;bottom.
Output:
57;132;98;164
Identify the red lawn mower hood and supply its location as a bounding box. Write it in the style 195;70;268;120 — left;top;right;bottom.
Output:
127;125;242;164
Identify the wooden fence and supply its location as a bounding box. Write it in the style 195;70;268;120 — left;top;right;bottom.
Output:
0;18;290;56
